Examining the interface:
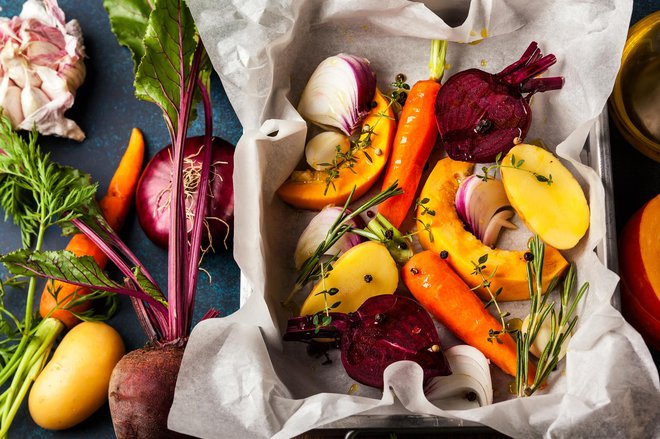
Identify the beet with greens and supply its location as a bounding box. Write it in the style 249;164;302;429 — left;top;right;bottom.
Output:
284;295;451;388
435;41;564;163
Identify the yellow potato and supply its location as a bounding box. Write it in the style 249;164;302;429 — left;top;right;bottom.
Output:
29;321;125;430
300;241;398;316
501;143;590;250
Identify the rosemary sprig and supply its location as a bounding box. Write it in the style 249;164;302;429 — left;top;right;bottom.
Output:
478;152;554;186
515;236;588;397
282;182;403;309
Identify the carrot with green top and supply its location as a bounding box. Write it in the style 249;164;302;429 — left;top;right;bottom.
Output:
379;40;447;229
39;128;144;329
403;250;531;379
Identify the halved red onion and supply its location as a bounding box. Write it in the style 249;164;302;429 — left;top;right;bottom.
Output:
455;175;516;247
297;54;377;136
294;206;363;269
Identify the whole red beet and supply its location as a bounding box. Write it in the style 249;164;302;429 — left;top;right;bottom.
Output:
435;42;564;163
108;345;192;439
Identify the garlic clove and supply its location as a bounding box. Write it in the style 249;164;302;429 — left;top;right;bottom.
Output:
21;82;50;117
522;314;570;360
0;75;25;127
305;131;350;171
35;66;67;100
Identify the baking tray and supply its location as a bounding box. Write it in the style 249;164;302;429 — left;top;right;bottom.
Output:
310;108;620;436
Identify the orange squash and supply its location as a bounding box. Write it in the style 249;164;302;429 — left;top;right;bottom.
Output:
277;89;395;210
417;157;569;301
619;194;660;350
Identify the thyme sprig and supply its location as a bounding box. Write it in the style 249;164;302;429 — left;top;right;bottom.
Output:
322;101;395;195
282;182;403;309
478;152;554;186
470;254;509;344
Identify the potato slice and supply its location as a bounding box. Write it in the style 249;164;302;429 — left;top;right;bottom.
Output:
300;241;398;316
501;144;589;250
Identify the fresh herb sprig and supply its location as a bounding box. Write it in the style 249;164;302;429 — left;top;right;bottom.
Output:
470;254;510;344
322;101;395;195
0;117;101;433
514;236;588;397
478;152;553;186
283;182;403;310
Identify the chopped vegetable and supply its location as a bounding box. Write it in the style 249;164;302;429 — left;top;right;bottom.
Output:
285;295;451;388
402;250;523;378
305;131;350;171
135;136;234;249
297;53;376;136
278;89;396;210
435;42;563;163
417;157;568;301
500;143;590;250
0;0;87;140
379;40;447;229
455;175;516;247
294;205;362;270
299;241;398;316
424;345;493;409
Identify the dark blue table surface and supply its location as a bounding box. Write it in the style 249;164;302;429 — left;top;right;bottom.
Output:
0;1;657;438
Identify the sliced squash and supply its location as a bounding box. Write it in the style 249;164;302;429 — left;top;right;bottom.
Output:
278;89;395;210
417;157;568;301
300;241;398;316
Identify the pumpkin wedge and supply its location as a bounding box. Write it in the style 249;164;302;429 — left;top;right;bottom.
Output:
417;157;568;301
278;89;395;210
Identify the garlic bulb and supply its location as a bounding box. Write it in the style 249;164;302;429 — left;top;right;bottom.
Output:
0;0;86;140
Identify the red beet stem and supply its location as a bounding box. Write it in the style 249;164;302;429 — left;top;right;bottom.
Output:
282;314;349;341
497;41;540;77
521;76;565;94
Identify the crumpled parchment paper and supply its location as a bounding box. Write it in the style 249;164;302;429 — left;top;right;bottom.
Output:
169;1;660;438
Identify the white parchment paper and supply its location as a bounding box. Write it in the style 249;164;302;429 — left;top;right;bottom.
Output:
169;1;660;438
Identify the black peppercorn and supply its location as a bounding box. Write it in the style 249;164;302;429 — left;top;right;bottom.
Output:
364;274;373;283
440;250;449;259
524;252;534;262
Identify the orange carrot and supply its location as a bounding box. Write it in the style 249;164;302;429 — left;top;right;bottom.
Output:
378;40;447;229
402;250;525;378
40;128;144;329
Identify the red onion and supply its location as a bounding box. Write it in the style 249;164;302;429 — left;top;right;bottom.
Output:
135;136;234;249
435;42;563;162
455;175;516;247
297;53;377;136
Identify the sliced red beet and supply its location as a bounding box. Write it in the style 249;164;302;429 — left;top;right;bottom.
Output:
435;42;564;163
284;295;451;388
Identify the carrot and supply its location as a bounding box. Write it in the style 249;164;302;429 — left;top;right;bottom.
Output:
39;128;144;329
402;250;527;378
378;40;447;229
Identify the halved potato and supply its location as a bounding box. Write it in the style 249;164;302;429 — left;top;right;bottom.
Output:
501;144;590;250
300;241;398;316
